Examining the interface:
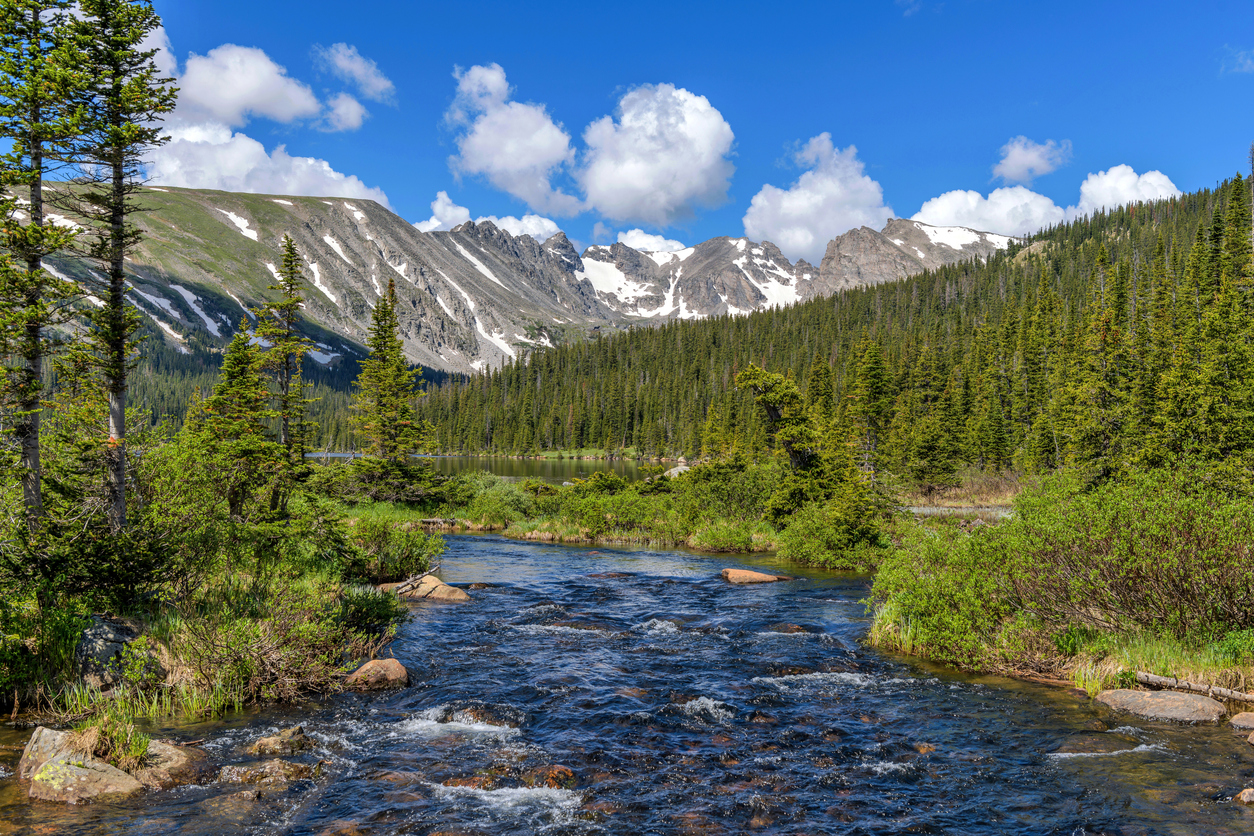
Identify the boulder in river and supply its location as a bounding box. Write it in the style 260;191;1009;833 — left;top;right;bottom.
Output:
346;659;409;691
400;575;471;602
246;726;313;757
29;751;144;804
133;741;213;790
721;568;791;584
1229;711;1254;730
1237;788;1254;805
1095;689;1225;724
219;759;319;785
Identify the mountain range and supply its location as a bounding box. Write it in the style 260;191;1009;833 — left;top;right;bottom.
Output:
41;187;1015;373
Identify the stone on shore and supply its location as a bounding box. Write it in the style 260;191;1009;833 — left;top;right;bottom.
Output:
346;659;409;691
1230;711;1254;730
1095;689;1225;724
721;568;791;584
246;726;313;757
1237;788;1254;805
74;616;145;689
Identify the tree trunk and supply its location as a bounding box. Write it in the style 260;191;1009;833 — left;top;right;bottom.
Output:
106;152;127;532
18;69;45;527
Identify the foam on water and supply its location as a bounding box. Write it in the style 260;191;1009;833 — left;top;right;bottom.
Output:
752;671;879;689
391;707;521;739
635;618;680;634
866;760;914;776
1048;744;1165;760
510;624;608;637
427;783;582;823
676;696;735;723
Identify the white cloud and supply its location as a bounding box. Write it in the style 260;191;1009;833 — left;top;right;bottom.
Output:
147;122;390;207
579;84;734;226
617;229;686;252
478;214;561;242
140;25;178;78
592;221;613;243
413;191;471;232
446;63;582;216
993;136;1072;184
1223;47;1254;74
913;186;1064;236
314;43;395;103
1072;164;1180;217
741;133;893;263
178;44;321;127
913;164;1181;236
322;92;368;132
411;191;561;241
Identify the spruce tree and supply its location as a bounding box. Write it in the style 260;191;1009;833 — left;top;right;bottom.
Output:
351;276;428;462
0;0;83;527
65;0;176;531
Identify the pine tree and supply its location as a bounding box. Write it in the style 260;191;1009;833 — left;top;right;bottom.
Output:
65;0;176;531
0;0;83;527
351;277;429;462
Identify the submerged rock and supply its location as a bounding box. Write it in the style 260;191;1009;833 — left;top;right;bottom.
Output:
346;659;409;691
520;764;577;789
1230;711;1254;730
1095;689;1225;724
1237;788;1254;805
246;727;313;757
721;568;791;584
219;759;319;785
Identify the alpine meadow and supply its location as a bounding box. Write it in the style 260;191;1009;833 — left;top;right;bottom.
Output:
3;0;1254;831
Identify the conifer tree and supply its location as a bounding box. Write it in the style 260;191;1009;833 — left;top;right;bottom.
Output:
65;0;176;531
0;0;83;527
351;277;429;462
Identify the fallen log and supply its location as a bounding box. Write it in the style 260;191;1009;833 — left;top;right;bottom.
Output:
1135;671;1254;704
395;564;441;596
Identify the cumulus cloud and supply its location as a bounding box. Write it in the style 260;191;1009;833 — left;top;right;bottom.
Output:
913;164;1181;236
140;25;178;78
314;43;395;103
579;83;734;226
913;186;1065;236
177;45;321;127
1222;47;1254;74
591;221;613;243
478;213;562;241
322;92;368;132
147;122;391;207
993;136;1072;184
412;191;561;241
446;63;581;216
741;133;893;263
617;229;686;252
1073;164;1180;216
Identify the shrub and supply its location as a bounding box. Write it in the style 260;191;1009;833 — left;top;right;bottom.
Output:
339;585;409;635
347;519;443;583
461;480;534;526
72;704;150;772
688;520;754;552
777;498;883;569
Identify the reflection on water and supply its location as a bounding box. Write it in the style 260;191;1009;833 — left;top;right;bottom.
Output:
3;536;1254;835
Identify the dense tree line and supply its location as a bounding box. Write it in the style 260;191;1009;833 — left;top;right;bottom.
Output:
416;176;1253;486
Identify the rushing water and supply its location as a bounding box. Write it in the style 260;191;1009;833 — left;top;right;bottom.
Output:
3;536;1254;835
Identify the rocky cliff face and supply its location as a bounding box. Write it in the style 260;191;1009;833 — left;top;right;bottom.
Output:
42;187;1013;372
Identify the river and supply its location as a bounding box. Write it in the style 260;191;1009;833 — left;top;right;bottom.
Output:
2;535;1252;834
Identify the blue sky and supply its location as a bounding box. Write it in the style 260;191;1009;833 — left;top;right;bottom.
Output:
151;0;1254;262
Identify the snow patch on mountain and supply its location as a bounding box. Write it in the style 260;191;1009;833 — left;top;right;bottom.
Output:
453;241;505;288
307;262;337;303
916;222;981;250
578;260;653;305
323;235;353;266
170;284;222;336
216;209;258;241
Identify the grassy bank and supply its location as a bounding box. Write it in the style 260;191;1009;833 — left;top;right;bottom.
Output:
867;465;1254;695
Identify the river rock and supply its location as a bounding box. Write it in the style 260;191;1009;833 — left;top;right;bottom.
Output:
1095;689;1225;724
401;575;470;602
29;751;144;804
664;465;690;479
1237;788;1254;805
1230;711;1254;730
219;759;319;785
246;727;313;757
520;764;577;789
346;659;409;691
133;741;213;790
721;568;791;584
18;726;75;780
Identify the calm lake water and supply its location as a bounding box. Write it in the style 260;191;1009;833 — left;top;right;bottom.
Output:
310;454;643;483
3;536;1253;834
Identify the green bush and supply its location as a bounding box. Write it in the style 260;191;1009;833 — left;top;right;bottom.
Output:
777;497;883;569
347;519;443;583
461;479;534;526
688;519;755;552
339;585;410;635
1212;629;1254;664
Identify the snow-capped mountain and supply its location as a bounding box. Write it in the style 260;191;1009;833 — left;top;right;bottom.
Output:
43;187;1014;372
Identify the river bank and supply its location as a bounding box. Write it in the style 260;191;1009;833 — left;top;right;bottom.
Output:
4;536;1254;834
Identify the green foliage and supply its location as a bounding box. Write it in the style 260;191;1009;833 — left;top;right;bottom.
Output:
307;457;446;505
345;519;442;583
72;701;149;772
776;500;883;569
339;585;409;636
1209;629;1254;665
